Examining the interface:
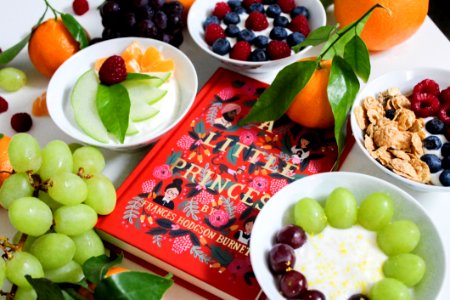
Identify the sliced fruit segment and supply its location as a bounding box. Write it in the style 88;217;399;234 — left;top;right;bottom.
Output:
130;101;160;122
126;121;139;136
122;81;167;105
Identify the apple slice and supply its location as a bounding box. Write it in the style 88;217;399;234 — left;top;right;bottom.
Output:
127;72;171;87
122;81;167;105
130;100;160;122
126;121;139;136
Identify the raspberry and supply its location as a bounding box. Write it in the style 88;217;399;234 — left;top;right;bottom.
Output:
245;11;269;31
213;2;232;19
413;79;440;97
439;87;450;104
176;134;195;150
277;0;296;13
72;0;89;16
438;102;450;125
171;235;193;254
11;112;32;132
0;96;8;113
99;55;127;85
411;93;440;118
204;23;226;46
230;41;252;61
266;40;291;60
288;15;310;36
243;0;262;8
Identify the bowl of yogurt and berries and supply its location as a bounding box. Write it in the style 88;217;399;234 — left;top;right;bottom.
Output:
187;0;326;73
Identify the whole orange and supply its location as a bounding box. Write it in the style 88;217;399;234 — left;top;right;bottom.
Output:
286;60;334;129
28;18;80;77
0;134;12;187
334;0;428;51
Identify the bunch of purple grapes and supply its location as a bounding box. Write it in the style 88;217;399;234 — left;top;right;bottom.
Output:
99;0;185;47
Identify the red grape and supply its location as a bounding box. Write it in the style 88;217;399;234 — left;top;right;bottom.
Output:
302;289;326;300
279;270;307;298
268;243;296;274
276;224;307;249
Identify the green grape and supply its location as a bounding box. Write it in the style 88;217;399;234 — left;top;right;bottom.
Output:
29;233;76;270
5;251;44;288
45;260;84;283
383;253;426;287
54;204;98;236
8;133;42;173
39;140;73;181
72;146;105;175
0;173;33;209
370;278;411;300
23;235;37;251
0;67;27;92
377;220;421;256
38;191;61;210
8;197;52;236
71;229;105;265
68;143;83;153
0;257;5;287
14;287;37;300
294;197;327;234
358;192;394;231
324;187;357;229
48;172;88;205
84;174;117;215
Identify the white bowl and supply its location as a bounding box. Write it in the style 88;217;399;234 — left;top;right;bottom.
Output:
187;0;326;74
250;172;445;300
350;68;450;192
47;37;198;151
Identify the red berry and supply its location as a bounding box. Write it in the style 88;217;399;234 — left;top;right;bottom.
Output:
204;23;226;46
438;103;450;125
99;55;127;85
243;0;262;8
288;15;310;36
212;2;231;19
277;0;296;13
0;96;8;113
413;79;440;97
266;40;291;60
411;93;440;118
245;11;269;31
230;41;252;61
11;112;32;132
439;87;450;104
72;0;89;16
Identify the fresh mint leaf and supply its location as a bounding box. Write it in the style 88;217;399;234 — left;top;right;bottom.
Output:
83;254;124;284
96;84;130;143
0;33;30;65
61;13;89;49
239;60;318;125
26;276;66;300
126;73;158;81
293;25;338;52
344;35;370;82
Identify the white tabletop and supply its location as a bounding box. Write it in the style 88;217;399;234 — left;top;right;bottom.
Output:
0;1;449;299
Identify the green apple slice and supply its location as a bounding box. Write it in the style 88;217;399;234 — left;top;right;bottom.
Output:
130;101;160;122
122;82;167;105
126;121;139;136
71;70;109;143
127;72;171;87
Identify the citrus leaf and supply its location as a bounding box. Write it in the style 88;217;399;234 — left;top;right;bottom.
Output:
61;13;89;49
26;276;66;300
83;254;124;284
96;84;130;143
343;35;370;82
293;25;338;52
239;60;318;125
327;56;360;160
0;33;30;65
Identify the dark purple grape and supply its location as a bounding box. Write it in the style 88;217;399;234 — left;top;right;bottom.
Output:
279;270;307;298
154;11;168;29
11;113;32;132
268;243;296;274
102;28;122;39
149;0;165;9
88;37;104;46
163;1;184;16
100;1;121;18
137;5;155;20
348;294;369;300
136;19;157;37
302;290;326;300
131;0;148;8
167;14;183;30
121;12;137;29
169;32;184;47
276;224;307;249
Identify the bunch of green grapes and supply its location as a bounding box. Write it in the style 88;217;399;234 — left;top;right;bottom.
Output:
0;133;117;298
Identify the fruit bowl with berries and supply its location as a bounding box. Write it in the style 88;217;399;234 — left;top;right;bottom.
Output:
187;0;326;73
350;68;450;191
250;172;445;300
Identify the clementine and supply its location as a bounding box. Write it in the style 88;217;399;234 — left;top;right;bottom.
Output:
334;0;428;51
105;266;130;277
28;18;80;77
286;60;334;129
0;134;13;187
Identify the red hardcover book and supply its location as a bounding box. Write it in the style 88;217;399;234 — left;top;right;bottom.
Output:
96;68;353;299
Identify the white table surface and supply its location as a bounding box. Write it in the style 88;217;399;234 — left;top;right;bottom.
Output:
0;1;449;299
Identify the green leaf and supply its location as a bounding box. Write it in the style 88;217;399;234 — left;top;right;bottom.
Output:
327;56;360;161
293;25;338;52
26;276;66;300
0;33;31;65
96;84;130;143
93;271;173;300
83;254;124;284
239;60;318;125
61;13;89;49
126;73;158;81
343;35;370;82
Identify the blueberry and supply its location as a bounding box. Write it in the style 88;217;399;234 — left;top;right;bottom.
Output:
237;29;255;42
274;15;289;27
225;24;240;37
227;0;242;10
442;143;450;157
253;35;269;48
440;170;450;186
385;109;396;120
287;32;305;47
291;6;310;19
248;3;265;13
442;156;450;169
425;118;445;134
421;154;442;173
211;38;231;55
234;6;246;14
249;49;267;61
224;12;240;25
270;26;288;40
203;16;220;29
423;136;443;150
266;4;281;18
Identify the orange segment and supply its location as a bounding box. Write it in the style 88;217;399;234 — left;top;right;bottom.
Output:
0;134;12;187
121;41;143;64
94;57;107;71
141;59;175;72
32;91;49;117
142;47;162;65
125;59;141;73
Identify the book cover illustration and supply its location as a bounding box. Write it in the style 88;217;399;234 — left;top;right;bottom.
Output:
97;68;345;299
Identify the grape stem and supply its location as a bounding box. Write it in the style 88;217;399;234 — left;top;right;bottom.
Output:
0;234;27;259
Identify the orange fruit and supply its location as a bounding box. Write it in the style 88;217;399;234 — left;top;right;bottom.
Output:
286;60;334;129
28;18;81;77
178;0;195;21
334;0;428;51
0;134;13;187
105;266;129;277
32;91;49;117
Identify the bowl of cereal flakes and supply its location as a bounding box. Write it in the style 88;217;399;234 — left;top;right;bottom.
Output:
350;68;450;192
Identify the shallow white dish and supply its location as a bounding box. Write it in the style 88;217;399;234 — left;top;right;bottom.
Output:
250;172;445;300
350;67;450;192
47;37;198;151
187;0;326;74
